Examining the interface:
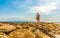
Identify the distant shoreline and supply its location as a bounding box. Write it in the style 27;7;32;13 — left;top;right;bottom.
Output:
0;21;60;24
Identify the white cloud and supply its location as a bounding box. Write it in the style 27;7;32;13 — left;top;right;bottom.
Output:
41;14;60;22
28;2;57;15
0;16;35;22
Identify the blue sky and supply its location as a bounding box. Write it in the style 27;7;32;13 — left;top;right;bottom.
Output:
0;0;60;22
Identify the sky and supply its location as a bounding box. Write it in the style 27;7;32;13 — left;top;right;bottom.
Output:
0;0;60;22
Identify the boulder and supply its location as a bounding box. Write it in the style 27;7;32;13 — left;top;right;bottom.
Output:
0;32;8;38
9;29;35;38
0;24;16;32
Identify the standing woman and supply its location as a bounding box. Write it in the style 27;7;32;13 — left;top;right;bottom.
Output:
36;12;40;24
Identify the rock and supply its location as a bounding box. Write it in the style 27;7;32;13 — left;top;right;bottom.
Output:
28;23;36;27
16;25;22;29
22;25;29;29
0;32;8;38
9;29;35;38
34;29;51;38
0;24;16;32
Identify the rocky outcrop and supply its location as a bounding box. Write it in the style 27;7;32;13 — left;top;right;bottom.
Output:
0;32;8;38
9;29;35;38
0;24;16;32
0;22;60;38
